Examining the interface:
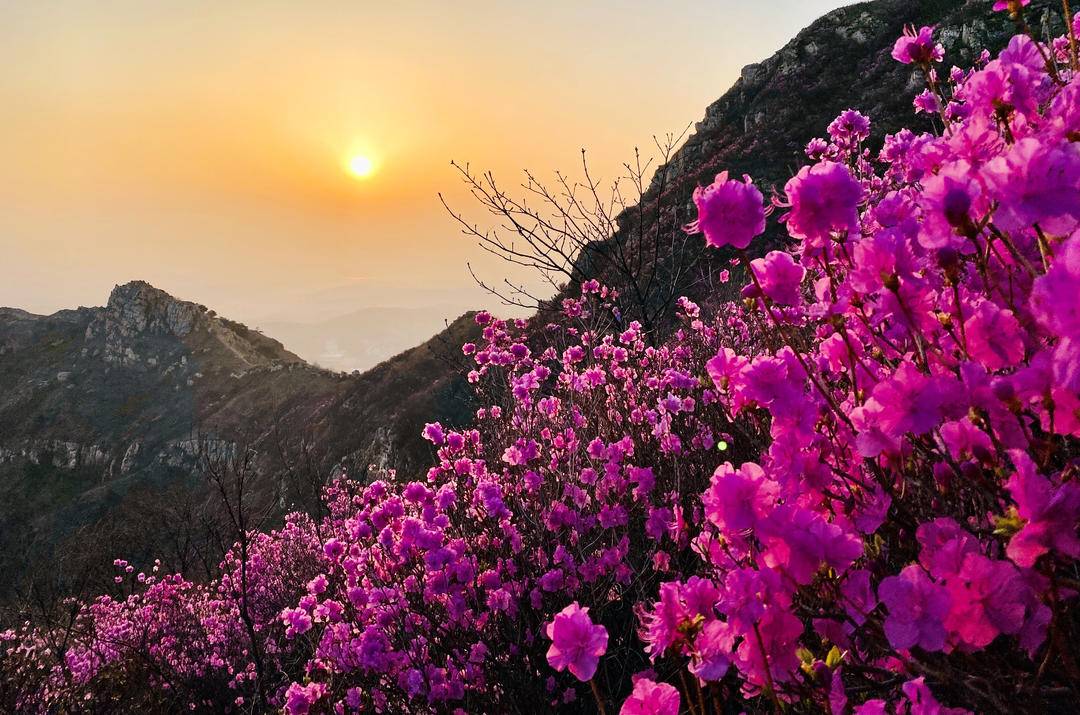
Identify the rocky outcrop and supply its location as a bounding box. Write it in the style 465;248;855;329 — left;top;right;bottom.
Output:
648;0;1018;204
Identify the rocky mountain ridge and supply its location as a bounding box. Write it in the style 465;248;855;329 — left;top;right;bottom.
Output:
0;281;479;603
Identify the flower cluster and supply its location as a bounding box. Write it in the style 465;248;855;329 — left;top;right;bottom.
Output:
3;13;1079;715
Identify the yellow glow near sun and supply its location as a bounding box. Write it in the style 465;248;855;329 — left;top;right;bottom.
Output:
347;154;375;179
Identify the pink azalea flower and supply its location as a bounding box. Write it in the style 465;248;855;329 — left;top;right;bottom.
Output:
1005;451;1080;566
855;364;957;451
902;677;973;715
914;89;942;115
705;348;748;392
686;171;766;249
918;159;982;248
422;422;446;445
703;461;777;536
284;681;327;715
992;0;1030;12
760;506;862;585
891;26;944;65
733;606;803;687
828;109;871;143
281;607;313;638
545;602;608;681
944;554;1027;649
1030;232;1080;340
749;251;806;306
916;517;982;581
983;138;1080;236
878;565;951;652
783;161;863;242
689;620;734;681
619;677;680;715
964;300;1025;370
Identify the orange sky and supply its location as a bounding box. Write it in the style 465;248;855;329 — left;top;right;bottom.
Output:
0;0;848;325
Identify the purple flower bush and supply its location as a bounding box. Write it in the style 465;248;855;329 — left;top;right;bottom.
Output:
4;11;1080;714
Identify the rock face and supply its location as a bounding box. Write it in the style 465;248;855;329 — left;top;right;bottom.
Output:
647;0;1015;202
0;281;479;603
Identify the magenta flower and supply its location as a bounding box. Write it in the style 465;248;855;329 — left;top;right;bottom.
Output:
891;25;944;65
689;620;734;681
687;171;766;249
733;606;803;687
944;554;1026;649
1030;232;1080;340
856;363;956;449
703;461;777;536
783;161;863;242
916;517;981;579
422;422;446;445
964;301;1025;370
828;109;871;143
902;678;973;715
1005;451;1080;567
545;602;608;681
284;681;327;715
983;138;1080;236
992;0;1030;12
619;677;680;715
918;159;982;248
913;89;942;115
878;565;951;652
749;250;806;306
281;607;313;638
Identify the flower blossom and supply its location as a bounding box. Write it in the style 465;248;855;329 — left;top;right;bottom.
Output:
545;602;609;681
749;251;806;306
1005;451;1080;567
878;565;951;652
892;25;944;65
686;171;765;249
619;677;680;715
783;161;863;243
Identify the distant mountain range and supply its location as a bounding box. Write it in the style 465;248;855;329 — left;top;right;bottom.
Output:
0;280;478;603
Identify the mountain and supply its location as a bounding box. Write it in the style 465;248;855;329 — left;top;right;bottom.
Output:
646;0;1013;201
262;306;460;373
0;281;479;603
561;0;1019;329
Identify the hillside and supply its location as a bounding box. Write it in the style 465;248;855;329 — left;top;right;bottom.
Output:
0;281;478;603
559;0;1020;330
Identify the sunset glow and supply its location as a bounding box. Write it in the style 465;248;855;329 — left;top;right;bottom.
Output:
0;0;850;324
347;155;375;179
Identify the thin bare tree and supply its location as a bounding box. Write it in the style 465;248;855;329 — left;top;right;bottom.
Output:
441;127;705;342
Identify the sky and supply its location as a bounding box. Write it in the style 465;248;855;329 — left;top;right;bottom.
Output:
0;0;850;328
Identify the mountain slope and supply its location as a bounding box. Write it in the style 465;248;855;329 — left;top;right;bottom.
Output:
0;281;478;603
561;0;1020;329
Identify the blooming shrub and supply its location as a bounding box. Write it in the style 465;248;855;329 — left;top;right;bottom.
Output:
3;8;1080;714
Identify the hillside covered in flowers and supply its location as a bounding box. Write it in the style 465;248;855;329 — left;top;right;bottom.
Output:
4;2;1080;713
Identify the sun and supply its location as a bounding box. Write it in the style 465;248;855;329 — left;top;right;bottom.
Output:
346;154;375;179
